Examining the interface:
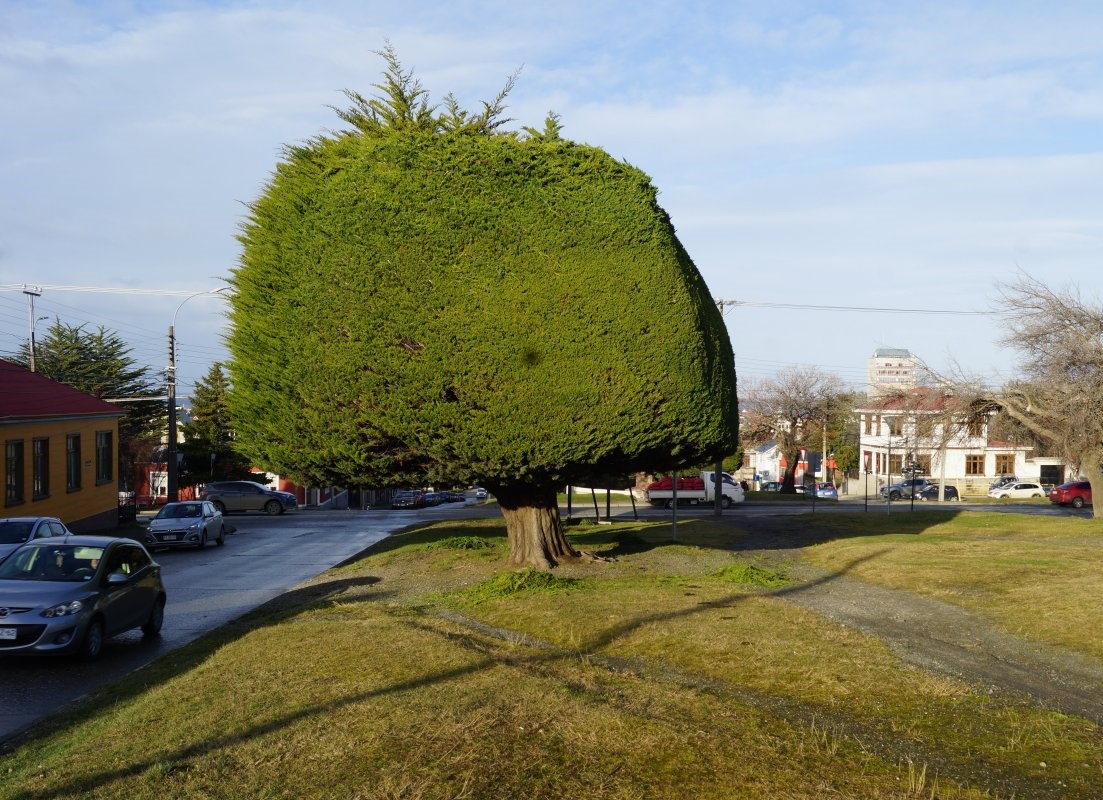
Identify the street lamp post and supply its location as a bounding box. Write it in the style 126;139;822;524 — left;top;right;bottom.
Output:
166;288;230;503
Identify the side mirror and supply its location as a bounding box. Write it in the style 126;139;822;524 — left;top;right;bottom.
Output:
106;572;129;586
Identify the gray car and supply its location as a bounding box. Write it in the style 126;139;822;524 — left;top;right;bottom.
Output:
0;517;73;563
0;535;166;659
198;480;297;515
146;501;226;550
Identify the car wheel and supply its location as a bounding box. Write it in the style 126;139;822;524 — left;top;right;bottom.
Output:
216;525;226;546
889;491;901;500
79;617;105;661
264;500;282;515
721;496;732;509
197;531;207;550
142;598;165;637
1073;497;1084;508
213;500;226;514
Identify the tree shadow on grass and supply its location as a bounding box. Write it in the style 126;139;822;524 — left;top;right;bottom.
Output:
3;550;889;800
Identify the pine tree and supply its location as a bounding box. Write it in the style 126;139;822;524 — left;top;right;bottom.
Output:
180;363;254;484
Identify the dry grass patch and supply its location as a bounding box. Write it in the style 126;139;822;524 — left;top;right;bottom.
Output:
799;512;1103;658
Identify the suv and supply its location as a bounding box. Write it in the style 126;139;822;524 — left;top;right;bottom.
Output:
198;481;297;515
880;477;932;501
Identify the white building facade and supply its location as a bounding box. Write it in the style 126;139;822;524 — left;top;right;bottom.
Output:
856;392;1067;494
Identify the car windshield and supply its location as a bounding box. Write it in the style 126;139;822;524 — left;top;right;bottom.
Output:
156;504;203;519
0;544;105;581
0;520;35;544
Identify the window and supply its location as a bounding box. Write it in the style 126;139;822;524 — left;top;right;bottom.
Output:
863;415;872;435
889;453;903;474
916;455;932;475
32;437;49;499
95;430;113;484
994;454;1015;475
886;417;903;435
965;455;985;476
67;434;82;491
968;419;985;437
5;440;24;506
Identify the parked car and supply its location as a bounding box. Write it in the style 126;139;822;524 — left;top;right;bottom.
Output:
146;501;226;550
0;517;72;563
391;490;426;509
760;481;783;492
811;482;838;500
474;487;488;500
987;481;1046;500
422;492;443;506
989;475;1018;491
911;484;960;502
880;478;932;500
0;535;166;659
198;480;297;515
1049;480;1092;508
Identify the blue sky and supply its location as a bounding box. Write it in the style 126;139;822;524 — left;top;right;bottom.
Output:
1;0;1101;397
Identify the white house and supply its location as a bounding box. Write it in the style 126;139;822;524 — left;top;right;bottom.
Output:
855;390;1067;494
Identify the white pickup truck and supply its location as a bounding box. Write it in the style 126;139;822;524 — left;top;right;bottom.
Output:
645;471;745;508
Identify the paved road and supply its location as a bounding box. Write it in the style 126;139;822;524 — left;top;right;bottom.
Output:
0;503;494;748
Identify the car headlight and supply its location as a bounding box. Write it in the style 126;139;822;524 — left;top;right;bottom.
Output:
42;600;84;618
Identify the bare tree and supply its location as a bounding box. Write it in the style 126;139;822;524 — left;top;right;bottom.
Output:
986;275;1103;516
742;367;846;492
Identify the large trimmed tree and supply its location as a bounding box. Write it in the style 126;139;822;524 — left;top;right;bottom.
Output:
227;48;738;568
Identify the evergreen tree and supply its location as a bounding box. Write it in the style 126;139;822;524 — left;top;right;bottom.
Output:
228;47;738;568
14;320;164;492
180;363;254;485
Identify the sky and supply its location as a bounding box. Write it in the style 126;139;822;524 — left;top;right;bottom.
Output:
1;0;1102;399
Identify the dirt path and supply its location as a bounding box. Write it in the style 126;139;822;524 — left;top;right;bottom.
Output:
728;514;1103;726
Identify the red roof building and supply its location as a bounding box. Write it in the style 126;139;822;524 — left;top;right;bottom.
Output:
1;358;125;531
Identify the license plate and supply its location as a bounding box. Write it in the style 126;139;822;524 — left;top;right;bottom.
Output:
0;628;16;641
162;534;177;541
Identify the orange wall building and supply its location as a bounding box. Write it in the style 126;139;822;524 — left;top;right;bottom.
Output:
1;358;124;532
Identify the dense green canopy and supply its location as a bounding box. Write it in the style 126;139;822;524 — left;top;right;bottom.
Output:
228;103;737;495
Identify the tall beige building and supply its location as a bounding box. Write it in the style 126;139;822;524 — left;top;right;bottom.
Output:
867;347;917;396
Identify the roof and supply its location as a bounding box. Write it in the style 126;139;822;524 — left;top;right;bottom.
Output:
871;347;913;358
0;358;125;422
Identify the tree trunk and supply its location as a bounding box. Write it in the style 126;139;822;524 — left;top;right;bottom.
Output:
492;484;580;570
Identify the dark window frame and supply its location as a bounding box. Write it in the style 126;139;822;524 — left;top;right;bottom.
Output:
95;430;113;485
67;433;82;492
32;437;50;500
5;439;25;507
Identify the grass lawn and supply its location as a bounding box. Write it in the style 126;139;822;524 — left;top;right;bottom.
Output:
1;514;1100;799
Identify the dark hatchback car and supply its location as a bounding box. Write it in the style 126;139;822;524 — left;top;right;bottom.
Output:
0;536;166;659
199;480;297;515
911;484;960;502
391;490;426;509
1049;480;1092;508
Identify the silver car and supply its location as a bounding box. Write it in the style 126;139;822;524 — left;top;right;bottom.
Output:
0;517;73;563
146;501;226;550
0;536;166;659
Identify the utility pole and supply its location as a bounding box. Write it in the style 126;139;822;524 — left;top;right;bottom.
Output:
22;286;42;372
166;325;178;503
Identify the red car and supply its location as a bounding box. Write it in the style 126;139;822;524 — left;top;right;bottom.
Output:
1049;480;1092;508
